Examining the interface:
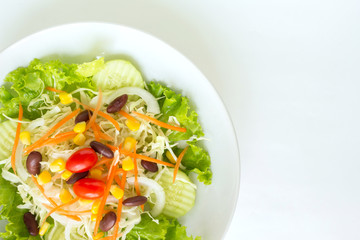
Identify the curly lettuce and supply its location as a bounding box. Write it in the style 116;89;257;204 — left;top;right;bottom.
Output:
148;82;212;184
126;214;200;240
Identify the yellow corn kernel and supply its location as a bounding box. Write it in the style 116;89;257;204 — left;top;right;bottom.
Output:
90;168;102;180
49;158;65;172
79;198;94;206
19;131;31;145
94;232;104;240
125;119;140;131
59;92;73;105
73;133;86;145
91;213;97;222
110;185;124;199
38;171;51;185
91;199;101;214
122;156;134;171
39;222;50;236
166;151;176;164
123;137;136;152
73;121;86;133
59;189;73;203
61;170;73;180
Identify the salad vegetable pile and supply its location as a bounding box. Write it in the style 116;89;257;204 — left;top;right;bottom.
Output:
0;57;211;240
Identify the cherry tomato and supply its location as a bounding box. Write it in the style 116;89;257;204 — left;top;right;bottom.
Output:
73;178;105;199
66;148;98;173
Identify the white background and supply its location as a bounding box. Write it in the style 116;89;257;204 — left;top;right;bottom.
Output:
1;0;360;239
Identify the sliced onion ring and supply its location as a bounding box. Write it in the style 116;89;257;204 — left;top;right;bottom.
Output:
90;87;160;114
127;177;165;217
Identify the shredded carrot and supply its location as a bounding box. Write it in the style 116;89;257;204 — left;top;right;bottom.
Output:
106;144;118;152
111;171;127;240
86;89;102;131
11;103;23;174
118;149;175;167
45;86;65;93
24;108;81;153
115;168;127;175
118;110;138;123
41;131;77;146
93;157;113;168
91;122;113;141
91;123;101;141
173;146;189;183
132;111;187;132
93;159;118;236
31;175;57;207
73;98;121;131
42;197;80;225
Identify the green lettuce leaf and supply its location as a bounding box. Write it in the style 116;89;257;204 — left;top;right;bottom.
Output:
147;82;203;142
0;58;97;121
126;214;199;240
148;82;212;184
0;169;40;240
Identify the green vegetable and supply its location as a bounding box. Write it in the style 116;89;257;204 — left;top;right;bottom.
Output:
0;58;96;121
75;57;105;77
148;82;212;184
0;120;17;160
126;214;200;240
0;169;40;240
173;141;212;185
92;59;145;90
157;169;196;218
147;82;203;141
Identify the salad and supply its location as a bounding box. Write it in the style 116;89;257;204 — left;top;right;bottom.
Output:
0;57;212;240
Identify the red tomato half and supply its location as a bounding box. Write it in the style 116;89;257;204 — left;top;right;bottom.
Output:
73;178;105;199
66;148;98;173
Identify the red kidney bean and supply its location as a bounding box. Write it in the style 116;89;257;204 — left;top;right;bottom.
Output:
122;196;147;206
23;212;39;236
141;160;158;172
90;141;114;158
26;151;42;175
66;171;89;184
106;94;128;113
99;211;117;232
75;110;93;124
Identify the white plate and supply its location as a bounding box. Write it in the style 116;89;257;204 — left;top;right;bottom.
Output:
0;22;240;240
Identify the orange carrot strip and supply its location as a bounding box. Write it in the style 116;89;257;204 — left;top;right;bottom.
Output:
106;144;118;152
111;171;127;240
31;175;57;207
118;149;175;167
11;103;23;174
73;99;120;131
43;204;92;215
91;123;101;141
86;89;102;131
173;146;189;183
132;111;187;132
119;110;138;123
115;168;127;175
42;197;80;225
93;157;113;168
93;160;118;236
132;144;141;197
24;108;81;153
114;174;122;186
41;131;77;146
45;86;65;93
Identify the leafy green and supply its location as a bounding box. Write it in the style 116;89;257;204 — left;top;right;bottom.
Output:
75;57;104;77
147;82;203;141
0;58;96;121
0;169;40;240
148;82;212;184
126;214;199;240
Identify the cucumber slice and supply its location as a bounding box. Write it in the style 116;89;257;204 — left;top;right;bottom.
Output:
157;168;196;218
92;59;145;90
0;120;18;160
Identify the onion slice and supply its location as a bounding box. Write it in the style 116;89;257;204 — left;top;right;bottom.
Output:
127;176;165;217
89;87;160;114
